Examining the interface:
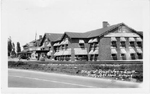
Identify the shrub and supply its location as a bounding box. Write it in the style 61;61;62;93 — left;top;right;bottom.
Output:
8;61;143;82
40;57;45;61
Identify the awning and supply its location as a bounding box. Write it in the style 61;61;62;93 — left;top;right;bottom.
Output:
57;42;60;46
59;51;64;55
54;42;60;46
89;50;94;54
111;37;117;41
111;49;117;54
136;48;142;53
34;47;41;51
64;39;69;44
53;43;57;46
120;37;126;41
47;43;51;47
136;37;142;41
63;49;71;55
129;48;136;53
120;49;126;53
74;48;88;55
93;38;98;42
41;44;45;48
88;39;93;43
47;51;51;56
60;41;65;45
79;40;85;44
129;37;135;41
95;46;99;50
93;50;98;54
54;52;58;56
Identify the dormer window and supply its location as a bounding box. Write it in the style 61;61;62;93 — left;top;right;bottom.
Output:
79;44;85;49
79;40;85;49
88;39;93;43
93;38;98;43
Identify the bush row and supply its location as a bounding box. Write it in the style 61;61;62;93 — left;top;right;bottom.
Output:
8;61;143;82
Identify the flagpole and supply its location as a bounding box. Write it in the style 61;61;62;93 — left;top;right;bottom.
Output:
35;31;37;47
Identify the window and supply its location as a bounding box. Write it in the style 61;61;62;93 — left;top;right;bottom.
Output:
62;45;65;50
65;44;68;50
94;55;98;61
137;42;142;48
94;43;98;48
60;56;64;61
137;53;142;59
121;54;126;60
58;56;60;61
89;43;94;51
130;54;136;60
129;42;135;47
75;55;87;61
56;47;58;52
111;54;117;60
54;47;56;52
120;41;126;47
79;44;85;49
65;55;71;61
90;55;94;61
111;41;117;48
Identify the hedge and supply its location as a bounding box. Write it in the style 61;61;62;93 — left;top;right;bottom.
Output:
8;61;143;82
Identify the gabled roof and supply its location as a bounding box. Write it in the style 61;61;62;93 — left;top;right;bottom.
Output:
36;38;43;46
23;38;43;47
85;23;123;38
64;23;143;39
65;32;87;38
63;23;123;39
137;31;143;36
45;33;63;42
40;33;63;46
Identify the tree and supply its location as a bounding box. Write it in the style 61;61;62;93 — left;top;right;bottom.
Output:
17;42;21;53
11;42;16;56
12;42;15;52
8;37;12;56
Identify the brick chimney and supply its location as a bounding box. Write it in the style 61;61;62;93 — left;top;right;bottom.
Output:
39;35;42;39
103;21;109;28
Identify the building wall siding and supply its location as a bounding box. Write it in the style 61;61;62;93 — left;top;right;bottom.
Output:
99;37;111;60
70;38;89;61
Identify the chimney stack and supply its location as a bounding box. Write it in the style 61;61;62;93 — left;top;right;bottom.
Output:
103;21;109;28
39;35;42;39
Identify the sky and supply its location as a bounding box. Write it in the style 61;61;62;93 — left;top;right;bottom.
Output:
2;0;148;50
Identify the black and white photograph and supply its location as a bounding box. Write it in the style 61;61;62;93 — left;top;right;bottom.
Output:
1;0;150;94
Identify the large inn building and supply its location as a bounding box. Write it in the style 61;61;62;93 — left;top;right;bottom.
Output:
23;21;143;61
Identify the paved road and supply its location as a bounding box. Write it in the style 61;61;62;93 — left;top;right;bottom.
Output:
8;69;141;88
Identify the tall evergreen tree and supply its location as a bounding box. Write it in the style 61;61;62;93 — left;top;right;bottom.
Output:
8;37;12;56
17;42;21;53
12;42;15;51
12;42;16;56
